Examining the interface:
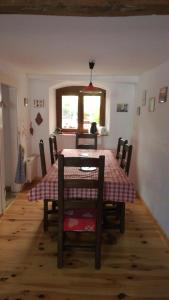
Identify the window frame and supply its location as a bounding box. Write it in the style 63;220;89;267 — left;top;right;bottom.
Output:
56;86;106;133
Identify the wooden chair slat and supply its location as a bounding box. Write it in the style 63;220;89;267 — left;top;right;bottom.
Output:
76;133;97;149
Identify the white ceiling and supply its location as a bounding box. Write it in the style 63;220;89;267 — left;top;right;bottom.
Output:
0;14;169;76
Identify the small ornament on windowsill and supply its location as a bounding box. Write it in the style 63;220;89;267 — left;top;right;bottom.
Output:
30;122;34;135
90;122;98;134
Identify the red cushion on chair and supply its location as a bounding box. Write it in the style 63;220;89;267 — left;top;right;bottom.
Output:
64;208;96;232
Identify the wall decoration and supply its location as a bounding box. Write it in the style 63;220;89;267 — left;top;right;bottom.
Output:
24;97;28;107
29;122;34;135
33;99;45;108
116;103;128;112
35;112;43;125
137;106;141;116
159;86;168;103
149;97;155;112
142;90;147;106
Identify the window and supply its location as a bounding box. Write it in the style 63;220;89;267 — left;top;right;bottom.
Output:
83;95;101;130
62;96;78;129
56;86;106;133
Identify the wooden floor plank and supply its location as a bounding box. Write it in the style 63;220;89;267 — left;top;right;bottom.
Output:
0;189;169;300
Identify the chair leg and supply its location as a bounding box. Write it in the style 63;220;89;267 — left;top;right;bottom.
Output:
119;202;125;234
95;245;101;269
52;201;56;211
43;199;48;232
103;207;107;227
95;225;101;269
57;225;64;268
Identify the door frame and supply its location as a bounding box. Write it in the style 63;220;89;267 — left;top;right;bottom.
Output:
0;83;19;214
0;84;6;213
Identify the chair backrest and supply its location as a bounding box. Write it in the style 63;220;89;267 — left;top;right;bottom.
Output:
76;133;97;149
120;144;133;176
116;137;128;160
39;139;47;177
49;135;58;165
58;154;105;219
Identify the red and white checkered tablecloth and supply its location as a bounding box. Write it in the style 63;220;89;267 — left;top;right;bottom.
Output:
28;149;136;203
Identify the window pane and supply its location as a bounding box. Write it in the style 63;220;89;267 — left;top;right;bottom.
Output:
62;96;78;129
83;96;101;130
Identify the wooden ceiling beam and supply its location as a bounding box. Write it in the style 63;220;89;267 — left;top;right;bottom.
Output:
0;0;169;17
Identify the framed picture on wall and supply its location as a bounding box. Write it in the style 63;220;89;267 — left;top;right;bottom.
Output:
142;90;147;106
159;86;168;103
137;106;141;115
149;97;155;112
116;103;128;112
24;97;28;107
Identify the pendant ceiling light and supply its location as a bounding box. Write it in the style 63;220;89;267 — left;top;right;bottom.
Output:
80;60;102;94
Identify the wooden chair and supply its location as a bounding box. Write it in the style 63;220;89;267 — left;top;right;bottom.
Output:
104;137;128;231
49;135;58;165
39;139;57;231
76;133;97;149
104;144;133;233
120;144;133;176
39;139;47;177
103;201;125;233
57;154;105;269
116;137;128;160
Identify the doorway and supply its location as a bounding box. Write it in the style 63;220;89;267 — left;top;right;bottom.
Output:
1;84;18;209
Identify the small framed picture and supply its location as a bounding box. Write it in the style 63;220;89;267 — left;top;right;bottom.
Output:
137;106;141;115
142;90;147;106
159;86;168;103
116;103;128;112
149;97;155;112
33;99;45;108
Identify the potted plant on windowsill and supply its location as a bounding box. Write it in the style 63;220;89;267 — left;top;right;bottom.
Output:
54;128;62;134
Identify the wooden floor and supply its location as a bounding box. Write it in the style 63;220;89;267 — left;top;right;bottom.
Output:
0;187;169;300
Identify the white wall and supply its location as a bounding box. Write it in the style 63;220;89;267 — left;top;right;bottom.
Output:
28;75;137;171
108;83;136;148
133;59;169;237
28;78;51;170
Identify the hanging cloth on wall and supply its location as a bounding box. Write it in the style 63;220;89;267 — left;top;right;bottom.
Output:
15;144;26;184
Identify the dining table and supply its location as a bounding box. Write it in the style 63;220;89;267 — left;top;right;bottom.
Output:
28;149;136;203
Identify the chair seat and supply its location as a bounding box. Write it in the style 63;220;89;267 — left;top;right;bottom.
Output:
64;208;96;232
